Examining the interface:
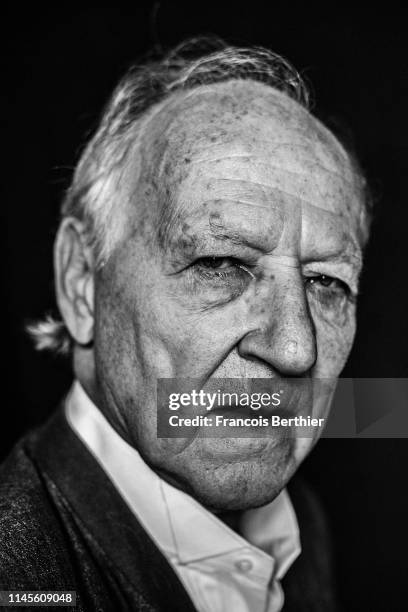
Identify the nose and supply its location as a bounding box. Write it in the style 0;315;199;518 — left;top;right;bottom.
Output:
238;270;317;375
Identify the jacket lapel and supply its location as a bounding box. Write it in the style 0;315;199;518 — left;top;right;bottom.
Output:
29;407;197;612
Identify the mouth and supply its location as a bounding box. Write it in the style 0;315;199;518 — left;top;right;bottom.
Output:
157;376;321;445
200;405;299;443
209;403;296;421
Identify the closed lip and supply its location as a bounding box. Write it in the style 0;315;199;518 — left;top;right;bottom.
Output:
209;405;298;420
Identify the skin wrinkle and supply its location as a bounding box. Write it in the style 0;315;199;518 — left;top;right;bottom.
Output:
168;206;285;256
186;153;355;185
183;165;352;199
121;81;364;248
158;177;362;252
69;79;366;511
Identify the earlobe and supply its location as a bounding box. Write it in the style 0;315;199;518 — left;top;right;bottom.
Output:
54;217;95;347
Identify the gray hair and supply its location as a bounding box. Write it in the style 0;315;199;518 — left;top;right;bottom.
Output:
27;37;371;355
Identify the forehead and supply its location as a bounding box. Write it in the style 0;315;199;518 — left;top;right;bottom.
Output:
135;80;364;255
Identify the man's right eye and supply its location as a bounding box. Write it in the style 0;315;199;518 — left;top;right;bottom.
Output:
196;256;239;272
189;257;254;292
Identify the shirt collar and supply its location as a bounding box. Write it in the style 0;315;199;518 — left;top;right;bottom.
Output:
65;381;300;581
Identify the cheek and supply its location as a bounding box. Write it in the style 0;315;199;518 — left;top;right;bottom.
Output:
95;260;234;380
312;302;357;376
93;276;140;392
151;308;241;376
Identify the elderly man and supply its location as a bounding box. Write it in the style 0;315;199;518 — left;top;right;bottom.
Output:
0;40;370;611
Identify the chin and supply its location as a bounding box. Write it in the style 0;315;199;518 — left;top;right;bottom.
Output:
171;436;298;511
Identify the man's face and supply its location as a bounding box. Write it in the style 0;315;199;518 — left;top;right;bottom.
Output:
92;81;364;510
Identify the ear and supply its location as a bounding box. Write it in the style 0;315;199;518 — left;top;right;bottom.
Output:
54;217;95;347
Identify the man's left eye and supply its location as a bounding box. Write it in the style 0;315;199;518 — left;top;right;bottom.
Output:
304;274;350;296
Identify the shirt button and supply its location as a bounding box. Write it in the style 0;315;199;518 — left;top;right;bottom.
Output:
235;558;253;573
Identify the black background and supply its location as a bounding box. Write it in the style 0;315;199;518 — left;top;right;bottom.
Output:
2;4;408;610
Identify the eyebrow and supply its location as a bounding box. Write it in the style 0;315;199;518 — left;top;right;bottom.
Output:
157;191;285;250
166;229;262;263
167;220;278;258
303;251;363;267
206;217;267;249
162;200;285;254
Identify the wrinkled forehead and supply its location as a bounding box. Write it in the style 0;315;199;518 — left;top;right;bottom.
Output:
136;80;365;251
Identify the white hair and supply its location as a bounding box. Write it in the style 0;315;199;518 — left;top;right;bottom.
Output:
27;37;371;354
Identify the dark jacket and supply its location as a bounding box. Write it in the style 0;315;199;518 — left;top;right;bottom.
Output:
0;407;338;611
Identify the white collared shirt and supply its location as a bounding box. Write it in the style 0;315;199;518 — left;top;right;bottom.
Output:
65;381;301;612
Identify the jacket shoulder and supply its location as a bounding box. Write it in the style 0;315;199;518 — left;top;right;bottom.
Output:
0;436;74;589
